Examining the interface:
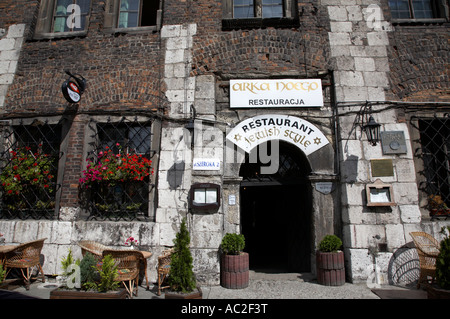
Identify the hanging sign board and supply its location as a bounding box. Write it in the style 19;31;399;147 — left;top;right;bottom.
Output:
230;79;323;108
226;114;329;155
61;71;86;104
62;80;82;103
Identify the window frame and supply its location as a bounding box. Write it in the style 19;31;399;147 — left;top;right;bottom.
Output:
410;113;450;220
388;0;449;23
0;118;65;220
52;0;91;33
80;116;160;221
104;0;163;34
222;0;299;30
34;0;92;40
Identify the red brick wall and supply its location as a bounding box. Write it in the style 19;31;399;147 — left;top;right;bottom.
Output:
387;27;450;101
4;1;166;116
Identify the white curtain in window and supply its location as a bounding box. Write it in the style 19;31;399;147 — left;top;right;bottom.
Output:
119;0;139;28
54;0;72;32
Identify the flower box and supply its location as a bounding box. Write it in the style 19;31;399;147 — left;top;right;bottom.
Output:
50;288;127;299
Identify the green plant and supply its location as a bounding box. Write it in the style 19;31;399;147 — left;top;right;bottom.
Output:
79;144;153;188
319;235;343;253
61;248;77;276
1;147;55;195
0;264;6;283
79;253;97;290
0;146;56;209
97;254;120;292
168;218;196;293
221;233;245;255
436;226;450;289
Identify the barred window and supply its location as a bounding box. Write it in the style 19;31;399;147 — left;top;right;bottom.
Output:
80;117;156;221
414;115;450;220
0;121;62;220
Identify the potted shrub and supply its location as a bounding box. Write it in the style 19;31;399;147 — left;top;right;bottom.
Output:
0;263;6;289
220;233;249;289
427;226;450;299
50;250;127;299
316;235;345;286
165;218;202;299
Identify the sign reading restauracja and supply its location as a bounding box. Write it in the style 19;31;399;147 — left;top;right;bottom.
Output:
226;114;329;155
230;79;323;108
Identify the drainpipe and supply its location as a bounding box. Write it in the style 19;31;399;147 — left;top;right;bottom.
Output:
330;70;340;178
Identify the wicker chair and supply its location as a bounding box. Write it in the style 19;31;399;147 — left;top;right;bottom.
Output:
410;232;440;288
157;248;174;296
78;240;109;261
103;249;141;298
3;238;46;290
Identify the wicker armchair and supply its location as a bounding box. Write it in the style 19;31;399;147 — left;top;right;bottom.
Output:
78;240;109;261
410;232;440;288
103;249;141;298
3;238;46;290
157;248;174;296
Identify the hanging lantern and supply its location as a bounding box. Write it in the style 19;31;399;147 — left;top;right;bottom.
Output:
364;116;381;146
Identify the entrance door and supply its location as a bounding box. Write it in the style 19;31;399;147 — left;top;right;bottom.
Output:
239;141;312;272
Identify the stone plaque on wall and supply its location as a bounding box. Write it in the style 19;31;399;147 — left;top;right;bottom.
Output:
381;131;407;155
371;159;394;177
315;182;334;194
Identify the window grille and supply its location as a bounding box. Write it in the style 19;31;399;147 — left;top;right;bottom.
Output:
0;121;62;220
411;114;450;220
80;117;155;221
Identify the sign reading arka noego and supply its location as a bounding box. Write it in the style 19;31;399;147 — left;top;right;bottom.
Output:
230;79;324;108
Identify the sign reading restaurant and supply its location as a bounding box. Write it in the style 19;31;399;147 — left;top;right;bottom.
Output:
230;79;323;108
226;114;329;156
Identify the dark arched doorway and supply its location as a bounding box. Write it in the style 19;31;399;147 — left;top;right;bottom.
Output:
239;141;312;272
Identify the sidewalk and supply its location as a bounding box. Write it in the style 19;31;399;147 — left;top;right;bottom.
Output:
0;271;427;300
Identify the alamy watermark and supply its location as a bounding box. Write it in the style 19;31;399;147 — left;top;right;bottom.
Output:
168;119;280;175
64;4;82;30
363;4;393;31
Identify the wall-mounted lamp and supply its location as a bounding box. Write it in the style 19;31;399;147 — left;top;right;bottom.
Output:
363;115;381;146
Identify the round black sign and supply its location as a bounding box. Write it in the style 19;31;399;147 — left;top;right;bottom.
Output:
62;80;82;103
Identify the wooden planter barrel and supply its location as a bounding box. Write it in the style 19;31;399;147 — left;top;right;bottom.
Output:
220;252;249;289
316;251;345;286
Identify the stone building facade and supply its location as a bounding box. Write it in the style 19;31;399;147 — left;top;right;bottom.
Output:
0;0;448;286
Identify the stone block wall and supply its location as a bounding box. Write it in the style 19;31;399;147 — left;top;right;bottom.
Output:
0;0;448;288
0;24;25;110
